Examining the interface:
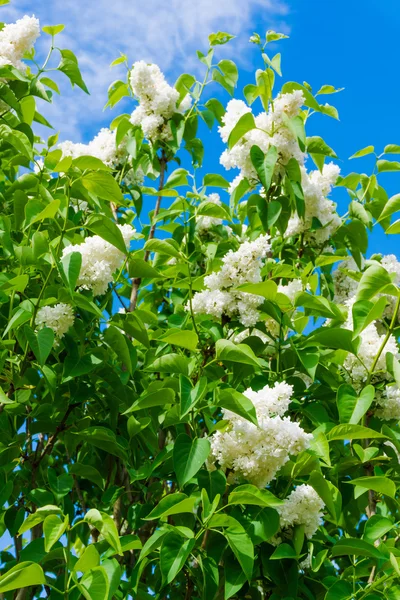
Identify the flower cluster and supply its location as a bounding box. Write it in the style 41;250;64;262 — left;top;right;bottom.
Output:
343;298;399;384
36;303;74;339
189;234;271;326
277;484;325;538
286;163;341;244
333;257;361;305
129;61;191;143
61;224;135;296
209;382;312;487
58;128;144;185
376;385;400;421
0;15;40;71
278;278;305;303
334;254;400;319
219;91;305;188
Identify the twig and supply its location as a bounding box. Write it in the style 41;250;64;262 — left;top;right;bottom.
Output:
32;404;79;481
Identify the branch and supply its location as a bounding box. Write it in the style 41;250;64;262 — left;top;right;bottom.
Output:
129;152;167;311
33;404;79;471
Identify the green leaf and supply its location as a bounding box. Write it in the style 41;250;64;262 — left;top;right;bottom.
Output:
384;144;400;154
58;48;89;93
80;566;110;600
250;145;278;191
327;424;387;441
87;215;127;254
173;434;211;487
69;464;104;489
24;199;60;228
270;543;298;560
146;353;189;375
356;264;393;301
203;173;230;188
18;505;61;535
236;280;277;300
43;514;68;552
42;24;65;36
336;384;375;424
20;96;35;125
129;257;162;279
363;515;394;542
143;493;196;520
123;312;150;348
158;329;198;351
82;172;123;203
0;124;33;159
144;238;181;258
73;155;111;171
228;112;256;148
209;31;235;46
100;513;123;555
104;326;132;373
180;375;206;418
349;145;375;159
74;427;127;460
325;580;353;600
378;193;400;222
352;297;387;337
346;476;396;499
217;388;258;426
48;469;73;497
331;537;386;559
282;81;320;111
218;59;238;88
24;325;54;366
127;388;175;411
216;339;261;368
307;328;359;354
377;159;400;173
74;545;100;573
60;251;82;292
164;168;189;189
225;528;254;581
307;136;337;158
160;532;195;585
227;484;282;508
0;562;46;593
308;472;338;521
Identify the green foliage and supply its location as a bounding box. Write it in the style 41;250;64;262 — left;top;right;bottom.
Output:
0;15;400;600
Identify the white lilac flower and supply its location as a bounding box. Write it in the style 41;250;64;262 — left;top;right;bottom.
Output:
334;254;400;320
0;15;40;71
333;257;361;305
343;298;400;384
129;61;191;143
58;127;128;169
277;484;325;538
71;199;89;213
219;92;305;186
376;385;400;421
278;278;306;303
189;234;271;327
286;163;341;244
61;224;135;296
36;303;74;338
232;328;270;344
209;382;312;488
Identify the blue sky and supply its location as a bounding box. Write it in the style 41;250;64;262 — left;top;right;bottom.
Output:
2;0;400;256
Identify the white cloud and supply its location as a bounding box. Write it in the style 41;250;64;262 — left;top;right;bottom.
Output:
1;0;289;140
